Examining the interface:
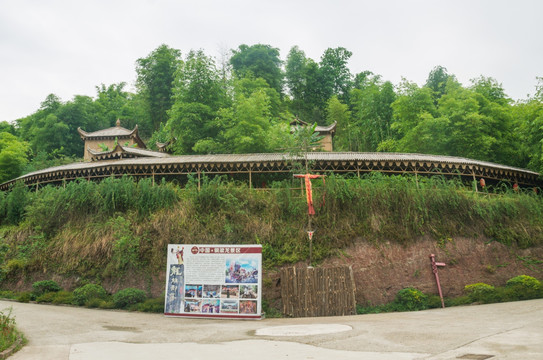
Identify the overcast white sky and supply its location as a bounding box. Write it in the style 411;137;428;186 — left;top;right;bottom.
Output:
1;0;542;122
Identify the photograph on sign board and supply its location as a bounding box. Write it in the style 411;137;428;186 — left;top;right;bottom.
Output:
240;300;258;314
202;299;220;314
225;257;259;283
203;285;221;298
221;300;239;313
221;285;239;299
240;285;258;299
185;284;202;298
169;246;184;264
184;299;201;313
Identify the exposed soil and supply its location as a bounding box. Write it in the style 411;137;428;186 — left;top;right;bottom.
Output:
268;236;543;306
6;237;543;309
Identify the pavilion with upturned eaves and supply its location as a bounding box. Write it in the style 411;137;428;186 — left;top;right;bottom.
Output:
77;119;166;162
289;117;337;151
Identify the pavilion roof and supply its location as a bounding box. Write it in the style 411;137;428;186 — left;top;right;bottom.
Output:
87;144;170;161
289;118;337;134
77;119;146;149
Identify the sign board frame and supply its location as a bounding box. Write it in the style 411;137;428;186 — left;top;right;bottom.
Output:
164;244;262;320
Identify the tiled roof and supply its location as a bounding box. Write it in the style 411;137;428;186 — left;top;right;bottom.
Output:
77;126;137;138
11;152;540;179
88;145;169;158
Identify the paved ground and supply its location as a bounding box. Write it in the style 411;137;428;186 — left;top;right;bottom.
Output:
1;299;542;359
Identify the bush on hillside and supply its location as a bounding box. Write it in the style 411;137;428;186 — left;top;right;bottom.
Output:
395;287;428;311
32;280;62;297
113;288;147;309
137;297;164;313
505;275;542;300
464;282;496;303
72;284;107;306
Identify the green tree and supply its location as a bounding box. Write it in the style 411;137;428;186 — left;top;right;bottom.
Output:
390;79;437;138
0;121;16;135
348;75;396;152
165;102;217;154
285;46;308;116
326;96;351;151
425;65;454;100
221;89;274;153
163;49;229;154
234;76;281;117
319;47;353;101
17;94;102;159
172;49;228;110
230;44;283;95
136;44;181;131
469;77;516;165
513;94;543;172
94;83;151;137
0;132;29;183
386;76;518;165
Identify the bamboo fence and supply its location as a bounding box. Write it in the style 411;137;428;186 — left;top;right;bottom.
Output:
280;265;357;317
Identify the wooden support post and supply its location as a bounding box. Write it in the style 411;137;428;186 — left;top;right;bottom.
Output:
472;169;478;193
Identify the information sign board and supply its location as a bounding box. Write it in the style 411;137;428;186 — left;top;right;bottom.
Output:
164;244;262;319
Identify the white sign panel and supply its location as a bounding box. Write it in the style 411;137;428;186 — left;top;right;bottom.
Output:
164;244;262;319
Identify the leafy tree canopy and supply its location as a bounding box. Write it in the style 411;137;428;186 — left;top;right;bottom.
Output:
0;132;29;183
230;44;283;96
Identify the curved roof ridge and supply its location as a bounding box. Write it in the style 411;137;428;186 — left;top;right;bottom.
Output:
77;125;138;139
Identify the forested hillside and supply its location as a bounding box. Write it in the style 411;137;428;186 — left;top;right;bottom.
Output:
1;44;543;184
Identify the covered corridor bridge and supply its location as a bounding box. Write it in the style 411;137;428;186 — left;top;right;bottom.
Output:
0;152;540;191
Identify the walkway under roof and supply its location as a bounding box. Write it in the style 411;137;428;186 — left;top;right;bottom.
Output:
0;152;540;191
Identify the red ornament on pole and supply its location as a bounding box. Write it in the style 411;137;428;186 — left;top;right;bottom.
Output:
307;230;314;241
480;178;486;188
294;174;326;215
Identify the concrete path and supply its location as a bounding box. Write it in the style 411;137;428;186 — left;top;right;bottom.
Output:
1;299;542;359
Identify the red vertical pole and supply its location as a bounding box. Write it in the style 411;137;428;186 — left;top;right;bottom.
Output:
430;254;446;308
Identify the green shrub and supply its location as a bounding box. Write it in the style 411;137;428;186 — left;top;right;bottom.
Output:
85;298;114;309
0;291;16;300
51;291;74;305
72;284;107;306
113;288;147;309
32;280;62;297
427;295;444;309
3;259;26;278
97;300;115;309
261;299;283;318
137;298;164;313
0;308;22;352
447;295;472;307
5;182;31;225
356;303;398;314
36;292;58;303
16;292;33;303
395;287;428;311
464;282;496;303
505;275;542;300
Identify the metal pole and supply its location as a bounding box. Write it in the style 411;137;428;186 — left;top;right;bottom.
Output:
430;254;446;308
